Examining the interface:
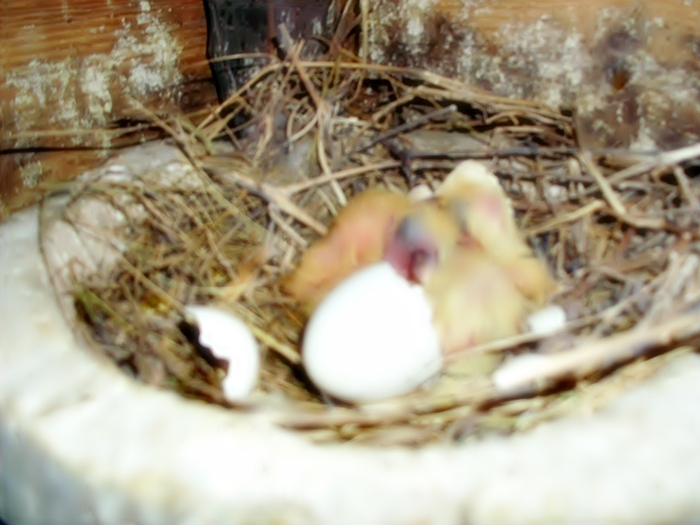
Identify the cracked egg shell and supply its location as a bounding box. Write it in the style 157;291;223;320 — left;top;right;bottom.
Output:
184;305;260;403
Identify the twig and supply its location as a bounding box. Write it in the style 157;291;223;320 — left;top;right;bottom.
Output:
360;0;369;64
608;142;700;184
265;185;328;235
288;42;342;219
269;206;309;247
284;160;401;194
578;152;626;216
249;325;301;364
119;257;183;310
388;145;578;161
204;162;328;235
673;166;700;209
353;104;458;154
371;94;415;124
127;97;206;173
197;61;283;131
579;152;667;230
493;310;700;393
524;200;605;236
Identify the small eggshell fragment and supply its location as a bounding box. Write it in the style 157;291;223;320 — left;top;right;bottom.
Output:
302;261;442;403
184;305;260;402
525;305;567;336
407;184;434;203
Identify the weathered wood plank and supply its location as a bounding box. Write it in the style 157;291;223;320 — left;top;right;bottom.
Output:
0;0;217;216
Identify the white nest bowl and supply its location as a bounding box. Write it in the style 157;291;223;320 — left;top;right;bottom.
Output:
3;142;700;525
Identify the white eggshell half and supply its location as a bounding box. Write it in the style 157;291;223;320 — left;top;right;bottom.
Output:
184;305;260;402
302;261;442;403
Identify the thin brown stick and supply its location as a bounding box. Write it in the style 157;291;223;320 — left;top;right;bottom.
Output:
353;104;457;154
204;162;328;234
579;152;667;230
360;0;369;63
250;326;301;364
524;200;605;236
578;152;626;216
673;166;700;209
284;160;401;193
493;310;700;393
608;142;700;183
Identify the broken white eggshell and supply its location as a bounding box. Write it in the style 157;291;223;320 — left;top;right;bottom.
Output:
525;304;567;336
407;183;435;203
184;305;260;402
302;261;442;403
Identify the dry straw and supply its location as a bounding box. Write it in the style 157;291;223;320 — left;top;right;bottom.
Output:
41;8;700;446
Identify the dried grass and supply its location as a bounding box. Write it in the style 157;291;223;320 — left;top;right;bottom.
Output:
42;16;700;446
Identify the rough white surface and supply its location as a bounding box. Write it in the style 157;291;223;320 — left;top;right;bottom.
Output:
3;143;700;525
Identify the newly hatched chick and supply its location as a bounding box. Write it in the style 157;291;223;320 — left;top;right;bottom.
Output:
384;205;526;353
436;161;554;305
386;163;555;354
284;189;413;313
425;247;530;353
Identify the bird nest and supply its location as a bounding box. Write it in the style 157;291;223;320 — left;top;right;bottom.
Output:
43;40;700;447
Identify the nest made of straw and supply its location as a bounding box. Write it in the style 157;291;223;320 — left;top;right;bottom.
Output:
45;31;700;446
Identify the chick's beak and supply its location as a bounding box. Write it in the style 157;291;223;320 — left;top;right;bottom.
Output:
384;216;439;284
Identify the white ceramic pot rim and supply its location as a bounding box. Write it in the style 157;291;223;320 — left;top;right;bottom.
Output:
2;142;700;525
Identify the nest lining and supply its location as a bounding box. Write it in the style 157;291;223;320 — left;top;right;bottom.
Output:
43;37;700;447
